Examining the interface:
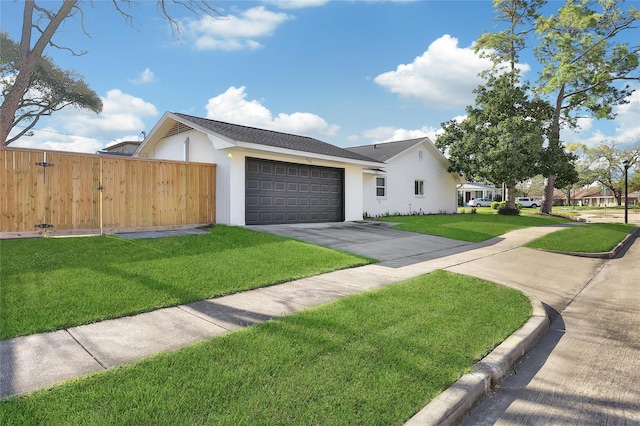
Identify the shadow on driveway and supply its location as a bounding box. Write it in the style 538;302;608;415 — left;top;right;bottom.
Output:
248;221;481;268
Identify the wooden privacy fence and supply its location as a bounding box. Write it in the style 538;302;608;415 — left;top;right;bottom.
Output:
0;147;216;238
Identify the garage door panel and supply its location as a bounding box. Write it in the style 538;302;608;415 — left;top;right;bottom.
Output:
246;158;344;225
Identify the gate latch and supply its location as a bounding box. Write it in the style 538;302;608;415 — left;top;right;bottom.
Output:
35;162;54;167
35;223;54;229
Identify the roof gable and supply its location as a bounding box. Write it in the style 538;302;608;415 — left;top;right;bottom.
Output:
170;112;378;163
346;137;450;169
346;138;424;163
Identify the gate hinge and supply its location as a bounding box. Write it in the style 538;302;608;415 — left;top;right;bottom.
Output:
35;223;54;229
35;162;54;167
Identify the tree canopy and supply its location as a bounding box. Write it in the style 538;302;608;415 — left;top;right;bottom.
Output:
534;0;640;212
437;71;553;207
436;0;557;209
0;1;221;146
1;32;102;145
574;139;639;205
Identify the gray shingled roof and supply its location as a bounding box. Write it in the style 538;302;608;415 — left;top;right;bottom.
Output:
346;138;426;163
172;112;380;163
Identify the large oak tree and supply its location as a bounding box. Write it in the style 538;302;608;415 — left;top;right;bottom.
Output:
437;0;557;209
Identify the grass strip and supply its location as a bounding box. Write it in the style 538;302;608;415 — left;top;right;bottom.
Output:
0;226;371;340
524;223;636;253
0;271;531;425
381;212;571;242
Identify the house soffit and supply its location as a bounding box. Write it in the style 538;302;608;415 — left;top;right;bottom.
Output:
236;142;382;168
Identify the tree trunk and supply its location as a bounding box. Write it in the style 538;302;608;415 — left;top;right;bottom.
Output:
541;175;555;214
541;85;565;215
506;185;517;209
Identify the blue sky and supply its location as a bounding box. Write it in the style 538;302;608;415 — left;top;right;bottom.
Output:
2;0;639;154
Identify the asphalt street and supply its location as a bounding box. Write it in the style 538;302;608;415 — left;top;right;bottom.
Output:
461;233;640;425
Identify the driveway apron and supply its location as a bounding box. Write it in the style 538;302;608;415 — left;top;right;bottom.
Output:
248;221;476;267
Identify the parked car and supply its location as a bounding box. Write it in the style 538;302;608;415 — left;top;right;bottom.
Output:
516;197;539;208
468;198;493;207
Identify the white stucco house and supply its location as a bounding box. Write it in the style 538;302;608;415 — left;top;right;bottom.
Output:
135;113;459;225
457;182;501;206
346;138;460;217
135;112;383;226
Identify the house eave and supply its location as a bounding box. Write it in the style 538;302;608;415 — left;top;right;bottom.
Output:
235;141;383;167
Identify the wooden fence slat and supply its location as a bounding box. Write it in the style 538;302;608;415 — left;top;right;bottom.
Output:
0;147;216;238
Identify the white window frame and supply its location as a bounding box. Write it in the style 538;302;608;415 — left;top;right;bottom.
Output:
376;177;386;197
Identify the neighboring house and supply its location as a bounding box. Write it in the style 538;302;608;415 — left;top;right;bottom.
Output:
346;138;459;217
575;187;639;207
98;140;142;156
135;112;382;226
577;188;619;207
457;182;501;206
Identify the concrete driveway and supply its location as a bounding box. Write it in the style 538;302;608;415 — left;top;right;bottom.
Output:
248;221;477;267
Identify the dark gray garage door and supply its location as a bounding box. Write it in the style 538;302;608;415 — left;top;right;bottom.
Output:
245;158;344;225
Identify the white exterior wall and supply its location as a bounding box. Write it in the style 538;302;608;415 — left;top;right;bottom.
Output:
343;165;365;222
363;142;457;216
149;130;366;225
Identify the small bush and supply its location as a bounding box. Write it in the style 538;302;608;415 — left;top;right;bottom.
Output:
491;201;505;210
497;206;521;216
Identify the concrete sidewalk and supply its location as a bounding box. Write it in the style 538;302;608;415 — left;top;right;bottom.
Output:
0;223;631;424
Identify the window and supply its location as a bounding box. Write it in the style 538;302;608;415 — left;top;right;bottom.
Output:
415;180;424;196
376;177;386;197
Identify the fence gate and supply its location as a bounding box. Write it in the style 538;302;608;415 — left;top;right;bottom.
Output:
1;147;216;238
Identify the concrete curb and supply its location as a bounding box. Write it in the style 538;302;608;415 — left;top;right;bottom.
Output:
405;297;550;426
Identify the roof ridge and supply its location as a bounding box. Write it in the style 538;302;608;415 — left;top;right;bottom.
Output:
172;112;321;142
348;137;426;150
169;112;381;164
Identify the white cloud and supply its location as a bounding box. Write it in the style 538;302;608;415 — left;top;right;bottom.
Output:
612;88;640;144
264;0;329;9
11;129;105;154
65;89;158;136
205;86;339;138
130;68;157;84
10;89;159;153
362;125;439;143
375;35;507;109
185;6;293;51
561;86;640;148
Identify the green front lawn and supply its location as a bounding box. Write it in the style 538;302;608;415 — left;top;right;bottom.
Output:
0;271;531;425
0;226;371;340
524;223;636;253
381;212;571;242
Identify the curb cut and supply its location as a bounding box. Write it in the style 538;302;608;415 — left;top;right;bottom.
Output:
405;297;550;426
